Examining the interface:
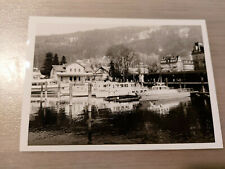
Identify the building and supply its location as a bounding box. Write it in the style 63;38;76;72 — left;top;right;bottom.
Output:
192;42;206;70
50;65;66;80
183;60;194;71
160;55;183;72
160;55;194;72
51;63;93;83
128;63;149;83
128;62;149;75
138;62;149;74
94;66;109;81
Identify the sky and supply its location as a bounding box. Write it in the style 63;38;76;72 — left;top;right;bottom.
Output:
35;18;151;35
34;17;203;36
36;23;126;35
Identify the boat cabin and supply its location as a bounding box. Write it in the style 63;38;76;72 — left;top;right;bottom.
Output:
152;82;170;90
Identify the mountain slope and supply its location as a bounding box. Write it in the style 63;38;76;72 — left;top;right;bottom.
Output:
34;25;202;69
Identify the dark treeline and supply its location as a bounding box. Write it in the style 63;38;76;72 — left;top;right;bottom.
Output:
40;52;67;78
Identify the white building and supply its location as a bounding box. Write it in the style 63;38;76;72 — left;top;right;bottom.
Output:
183;60;194;71
50;65;66;80
50;63;93;83
160;55;194;72
94;66;109;81
58;63;93;83
128;63;149;75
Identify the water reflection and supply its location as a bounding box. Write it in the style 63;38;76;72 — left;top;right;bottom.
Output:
28;96;214;145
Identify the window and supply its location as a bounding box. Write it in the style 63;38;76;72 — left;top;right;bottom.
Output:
70;68;72;72
78;77;80;81
74;68;76;72
61;77;63;81
78;69;80;72
70;77;72;81
74;76;76;81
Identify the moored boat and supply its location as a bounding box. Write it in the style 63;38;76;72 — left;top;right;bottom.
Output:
139;82;190;101
92;81;137;98
105;95;141;102
31;79;59;97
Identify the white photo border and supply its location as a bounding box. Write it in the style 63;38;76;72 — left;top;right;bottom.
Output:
20;16;223;151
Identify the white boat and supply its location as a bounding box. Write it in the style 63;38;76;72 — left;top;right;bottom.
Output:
31;79;58;93
31;79;190;101
60;83;89;97
92;81;137;98
139;82;190;101
61;81;139;98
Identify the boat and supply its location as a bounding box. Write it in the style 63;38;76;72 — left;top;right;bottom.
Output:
92;81;137;98
60;82;89;97
31;79;190;101
31;80;138;98
105;95;141;102
31;79;59;96
138;82;190;101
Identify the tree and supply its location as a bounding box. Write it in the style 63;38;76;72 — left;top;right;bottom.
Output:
106;44;136;81
60;56;67;65
52;53;59;65
109;61;117;81
41;52;53;78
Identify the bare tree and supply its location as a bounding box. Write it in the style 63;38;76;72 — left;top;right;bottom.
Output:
106;44;136;81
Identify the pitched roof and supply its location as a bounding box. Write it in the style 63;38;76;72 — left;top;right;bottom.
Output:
95;66;109;74
85;66;93;72
66;62;85;68
101;66;110;72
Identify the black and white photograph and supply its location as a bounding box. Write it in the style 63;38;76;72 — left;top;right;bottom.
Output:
20;17;222;151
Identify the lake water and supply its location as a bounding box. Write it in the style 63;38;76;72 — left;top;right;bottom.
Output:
28;96;215;145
